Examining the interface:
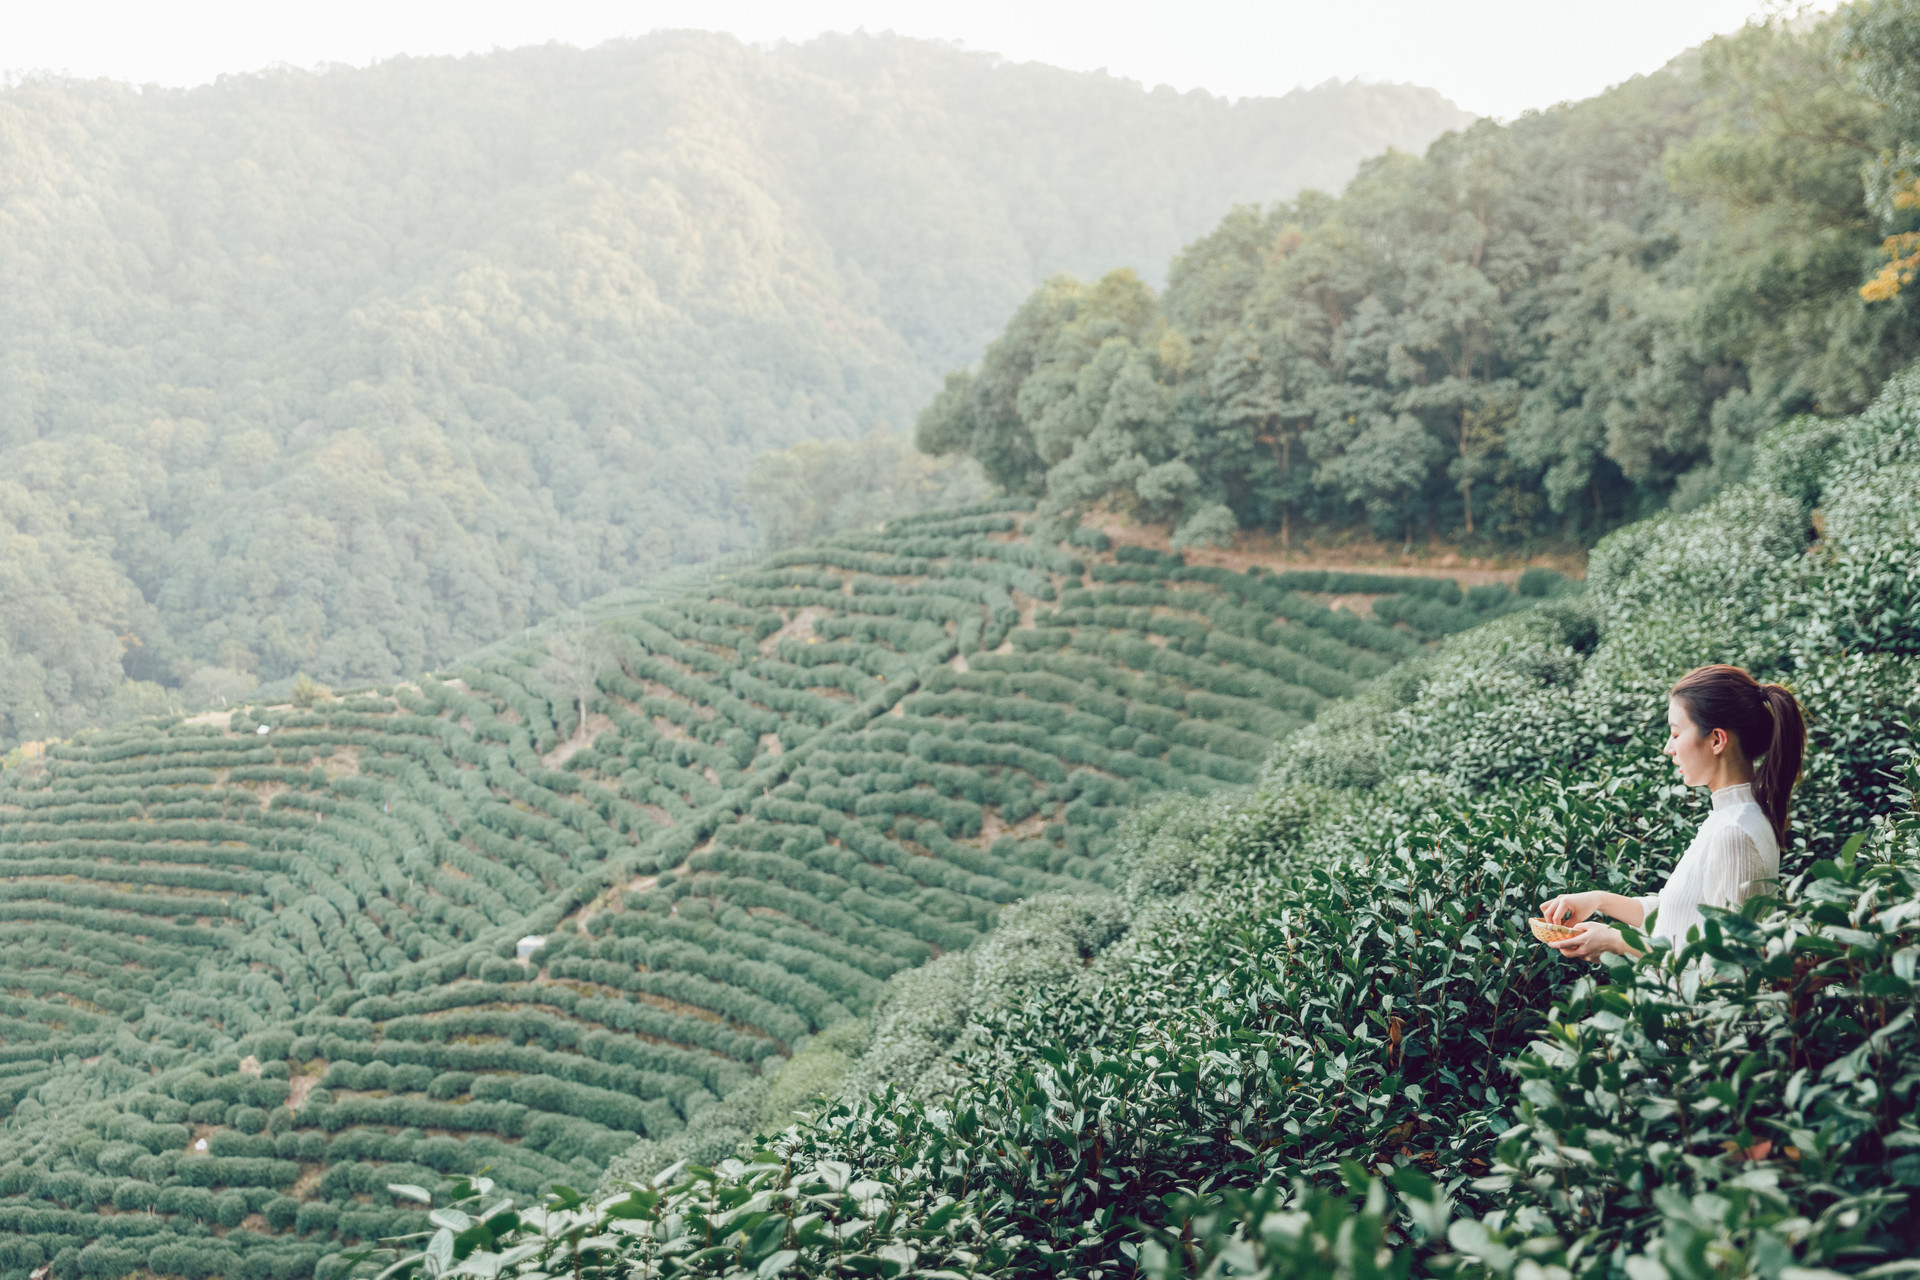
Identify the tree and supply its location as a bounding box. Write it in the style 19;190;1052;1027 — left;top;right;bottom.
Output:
1860;178;1920;301
1665;10;1905;423
745;430;986;549
914;277;1088;495
544;617;616;741
1384;123;1525;538
1315;413;1442;552
290;674;334;708
1205;331;1298;547
1843;0;1920;302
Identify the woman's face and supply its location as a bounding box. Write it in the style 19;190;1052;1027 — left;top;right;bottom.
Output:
1664;696;1727;786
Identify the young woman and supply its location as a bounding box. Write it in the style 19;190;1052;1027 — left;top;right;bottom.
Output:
1539;664;1807;961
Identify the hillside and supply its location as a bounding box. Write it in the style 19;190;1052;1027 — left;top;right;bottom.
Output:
0;504;1555;1276
0;32;1471;751
361;365;1919;1278
918;5;1920;556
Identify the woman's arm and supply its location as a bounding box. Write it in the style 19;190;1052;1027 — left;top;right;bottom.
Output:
1539;889;1647;928
1548;920;1642;962
1537;889;1649;963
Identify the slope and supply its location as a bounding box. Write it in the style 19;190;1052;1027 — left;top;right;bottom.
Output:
484;369;1920;1279
915;6;1920;554
0;502;1558;1278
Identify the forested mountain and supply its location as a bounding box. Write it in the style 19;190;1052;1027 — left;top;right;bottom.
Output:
0;33;1469;751
919;6;1920;553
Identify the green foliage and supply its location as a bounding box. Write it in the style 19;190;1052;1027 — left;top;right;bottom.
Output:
290;676;335;710
745;429;991;549
338;1165;996;1280
920;8;1920;555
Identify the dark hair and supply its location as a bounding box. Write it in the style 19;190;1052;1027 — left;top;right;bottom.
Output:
1669;664;1807;849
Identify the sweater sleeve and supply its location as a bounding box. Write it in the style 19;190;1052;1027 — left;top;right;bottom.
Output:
1700;822;1770;913
1634;892;1662;930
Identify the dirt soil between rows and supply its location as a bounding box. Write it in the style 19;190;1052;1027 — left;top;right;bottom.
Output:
1089;514;1587;586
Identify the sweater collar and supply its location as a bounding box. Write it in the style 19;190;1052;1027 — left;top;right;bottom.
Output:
1711;781;1755;811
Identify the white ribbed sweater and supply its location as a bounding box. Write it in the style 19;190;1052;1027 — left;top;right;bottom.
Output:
1633;782;1779;943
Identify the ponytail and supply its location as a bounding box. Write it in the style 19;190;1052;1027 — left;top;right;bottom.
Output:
1755;682;1806;849
1670;664;1808;849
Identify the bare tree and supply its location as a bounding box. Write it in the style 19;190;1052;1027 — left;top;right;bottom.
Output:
544;614;616;741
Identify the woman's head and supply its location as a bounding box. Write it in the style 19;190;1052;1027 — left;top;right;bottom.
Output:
1666;664;1807;848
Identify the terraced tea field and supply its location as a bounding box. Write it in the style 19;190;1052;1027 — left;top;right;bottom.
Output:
0;502;1557;1279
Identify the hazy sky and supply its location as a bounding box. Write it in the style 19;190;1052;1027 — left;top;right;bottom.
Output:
10;0;1778;121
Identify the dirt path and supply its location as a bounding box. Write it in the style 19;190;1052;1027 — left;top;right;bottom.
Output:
542;712;614;768
1091;515;1586;586
760;606;828;656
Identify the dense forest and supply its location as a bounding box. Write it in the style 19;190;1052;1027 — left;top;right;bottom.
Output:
0;33;1467;752
919;4;1920;553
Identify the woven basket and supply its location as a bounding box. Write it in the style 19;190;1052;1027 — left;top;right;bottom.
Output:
1529;918;1580;944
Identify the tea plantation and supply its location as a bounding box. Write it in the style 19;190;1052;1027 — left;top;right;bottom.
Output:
0;505;1542;1279
386;370;1920;1278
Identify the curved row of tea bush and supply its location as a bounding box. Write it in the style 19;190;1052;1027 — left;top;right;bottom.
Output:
0;496;1515;1277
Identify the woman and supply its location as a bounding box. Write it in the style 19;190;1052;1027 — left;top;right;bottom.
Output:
1539;664;1807;961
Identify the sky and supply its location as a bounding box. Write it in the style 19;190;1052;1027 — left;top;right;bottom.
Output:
7;0;1782;121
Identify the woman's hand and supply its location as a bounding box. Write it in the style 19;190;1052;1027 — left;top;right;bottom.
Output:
1545;921;1629;962
1539;889;1602;926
